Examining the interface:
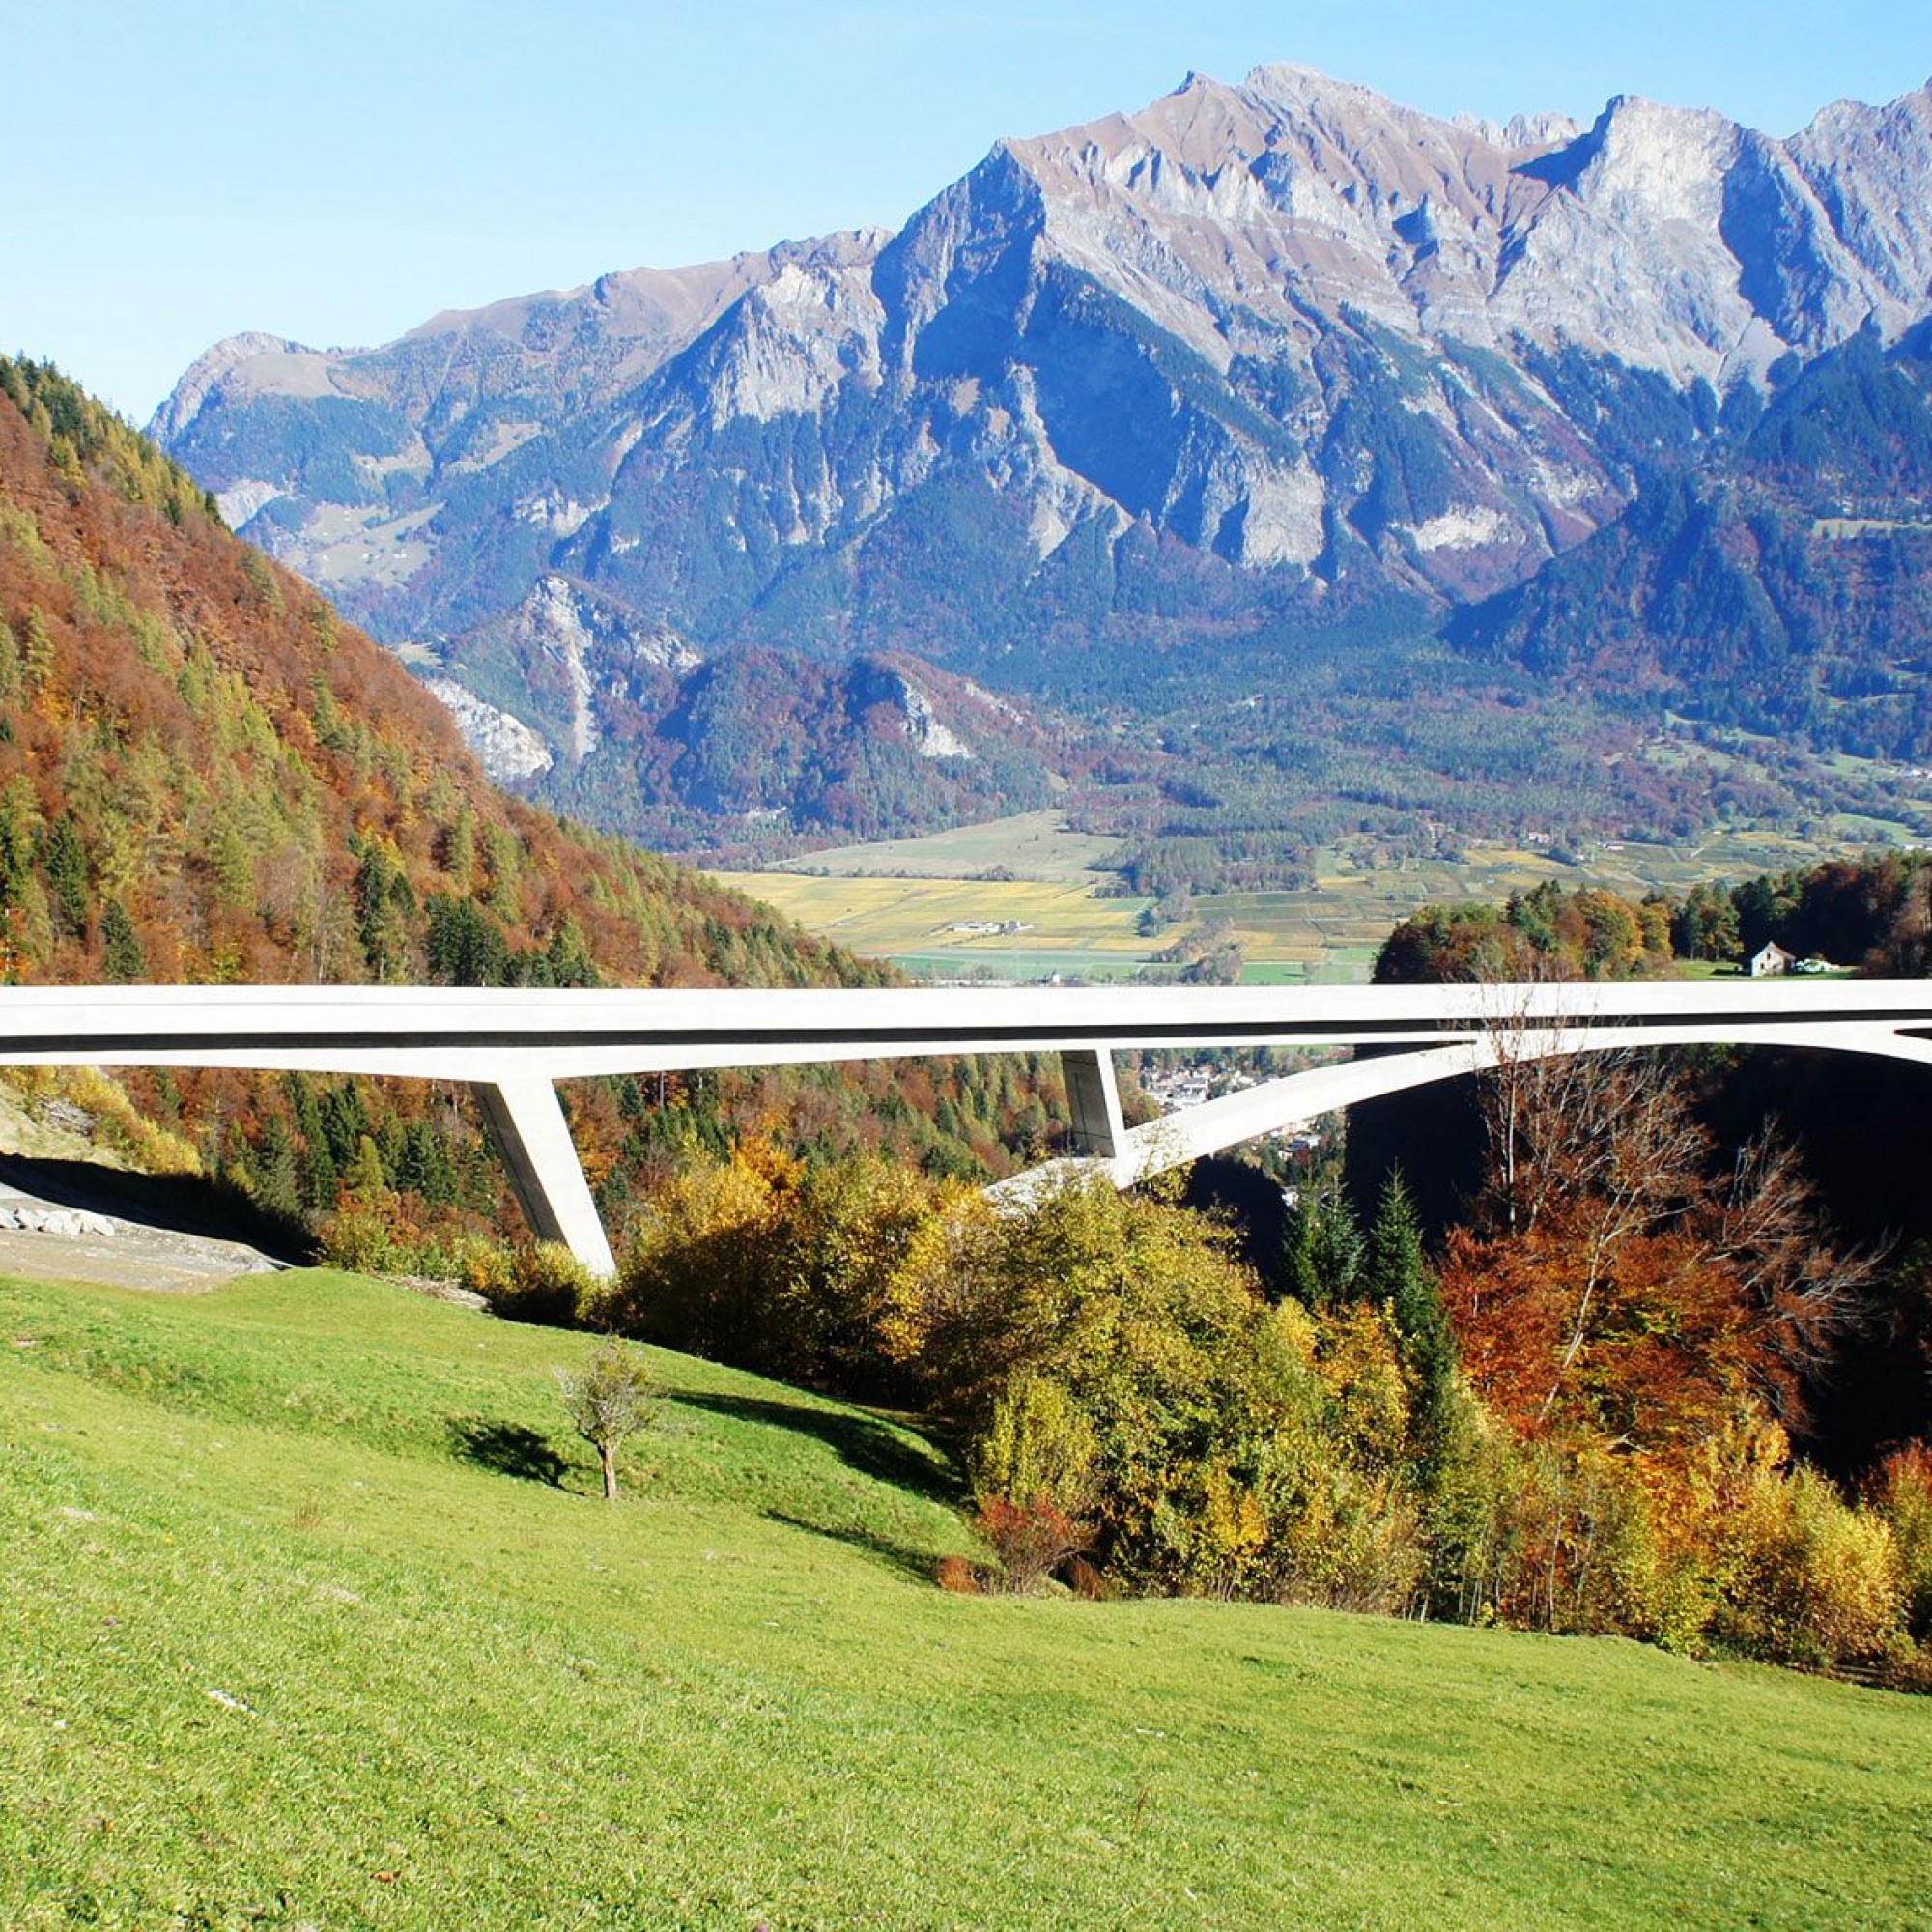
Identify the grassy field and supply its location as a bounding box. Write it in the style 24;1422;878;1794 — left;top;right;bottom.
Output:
772;810;1122;885
721;817;1897;985
721;870;1159;980
4;1267;1930;1929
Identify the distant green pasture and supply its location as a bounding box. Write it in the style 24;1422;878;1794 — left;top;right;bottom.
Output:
721;817;1920;984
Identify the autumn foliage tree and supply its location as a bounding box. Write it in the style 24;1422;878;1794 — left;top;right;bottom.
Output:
1442;1034;1874;1454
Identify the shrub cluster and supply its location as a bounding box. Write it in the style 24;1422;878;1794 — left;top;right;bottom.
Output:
586;1144;1931;1682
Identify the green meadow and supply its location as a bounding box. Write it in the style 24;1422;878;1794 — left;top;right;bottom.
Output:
722;814;1899;985
3;1268;1928;1928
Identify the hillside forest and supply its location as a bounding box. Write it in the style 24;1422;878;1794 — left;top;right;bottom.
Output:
507;864;1932;1688
0;357;1069;1264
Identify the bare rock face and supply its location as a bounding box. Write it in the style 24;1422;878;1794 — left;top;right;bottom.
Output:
420;678;554;784
153;66;1932;693
438;574;702;771
427;573;1062;845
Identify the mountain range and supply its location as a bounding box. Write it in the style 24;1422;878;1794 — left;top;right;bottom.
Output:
152;63;1932;853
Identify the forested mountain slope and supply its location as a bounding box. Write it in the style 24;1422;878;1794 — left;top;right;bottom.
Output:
0;359;1059;1250
1453;326;1932;756
437;572;1068;852
0;357;875;992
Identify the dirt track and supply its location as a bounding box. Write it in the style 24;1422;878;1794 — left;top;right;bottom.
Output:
0;1218;276;1293
0;1123;291;1293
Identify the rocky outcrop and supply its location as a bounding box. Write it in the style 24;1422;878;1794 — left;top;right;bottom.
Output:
420;679;554;784
426;571;1064;846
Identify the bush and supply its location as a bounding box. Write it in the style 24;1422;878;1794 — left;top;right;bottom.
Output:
1866;1443;1932;1644
494;1241;598;1327
969;1375;1098;1518
1065;1555;1111;1601
1486;1436;1676;1640
1259;1457;1427;1616
976;1495;1089;1595
319;1205;399;1274
608;1145;975;1400
934;1553;981;1596
1716;1462;1903;1670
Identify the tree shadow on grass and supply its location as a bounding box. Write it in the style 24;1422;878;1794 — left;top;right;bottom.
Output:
671;1390;963;1507
762;1509;941;1584
449;1417;568;1488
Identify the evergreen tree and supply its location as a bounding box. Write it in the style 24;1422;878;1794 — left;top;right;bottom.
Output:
318;1080;370;1173
100;898;144;980
545;915;598;989
1281;1183;1362;1310
425;894;508;986
1362;1170;1457;1475
343;1133;391;1204
20;609;54;692
353;839;415;981
440;805;475;893
283;1072;340;1216
38;813;89;939
0;779;38;907
251;1115;301;1220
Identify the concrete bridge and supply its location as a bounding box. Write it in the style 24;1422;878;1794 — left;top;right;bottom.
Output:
2;980;1930;1276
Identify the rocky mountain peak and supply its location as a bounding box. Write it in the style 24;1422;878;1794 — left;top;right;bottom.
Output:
1562;93;1740;222
1504;110;1585;151
149;331;321;445
151;60;1932;746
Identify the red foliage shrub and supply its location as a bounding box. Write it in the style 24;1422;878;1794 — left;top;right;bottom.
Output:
934;1553;980;1595
975;1494;1088;1595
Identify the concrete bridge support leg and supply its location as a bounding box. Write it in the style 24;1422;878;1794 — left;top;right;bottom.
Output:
473;1076;617;1279
1061;1048;1126;1160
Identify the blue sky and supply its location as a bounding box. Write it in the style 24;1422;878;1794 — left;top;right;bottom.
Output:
6;1;1928;421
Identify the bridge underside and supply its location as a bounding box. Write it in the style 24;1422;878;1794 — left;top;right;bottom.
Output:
1007;1024;1932;1208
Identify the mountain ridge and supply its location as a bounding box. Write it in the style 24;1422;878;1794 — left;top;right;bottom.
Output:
150;62;1932;850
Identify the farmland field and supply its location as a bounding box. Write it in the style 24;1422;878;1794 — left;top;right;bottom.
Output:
721;816;1908;984
769;810;1122;885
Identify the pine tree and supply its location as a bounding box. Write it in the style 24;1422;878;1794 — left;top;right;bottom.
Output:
1361;1170;1456;1473
440;805;475;894
1281;1183;1361;1309
20;609;54;692
101;898;144;980
343;1133;391;1205
39;813;89;940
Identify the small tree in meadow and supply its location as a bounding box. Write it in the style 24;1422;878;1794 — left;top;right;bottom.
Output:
557;1338;662;1500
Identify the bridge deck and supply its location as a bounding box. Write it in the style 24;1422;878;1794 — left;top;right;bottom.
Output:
1;980;1926;1275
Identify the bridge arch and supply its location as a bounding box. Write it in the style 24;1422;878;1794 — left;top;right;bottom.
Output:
998;1014;1932;1203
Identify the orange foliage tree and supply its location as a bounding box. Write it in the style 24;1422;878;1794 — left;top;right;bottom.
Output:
1442;1032;1874;1456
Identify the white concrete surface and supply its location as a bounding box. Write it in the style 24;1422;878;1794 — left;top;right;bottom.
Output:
1;980;1927;1273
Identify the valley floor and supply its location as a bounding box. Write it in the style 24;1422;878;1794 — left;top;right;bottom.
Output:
2;1268;1927;1929
722;813;1900;986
